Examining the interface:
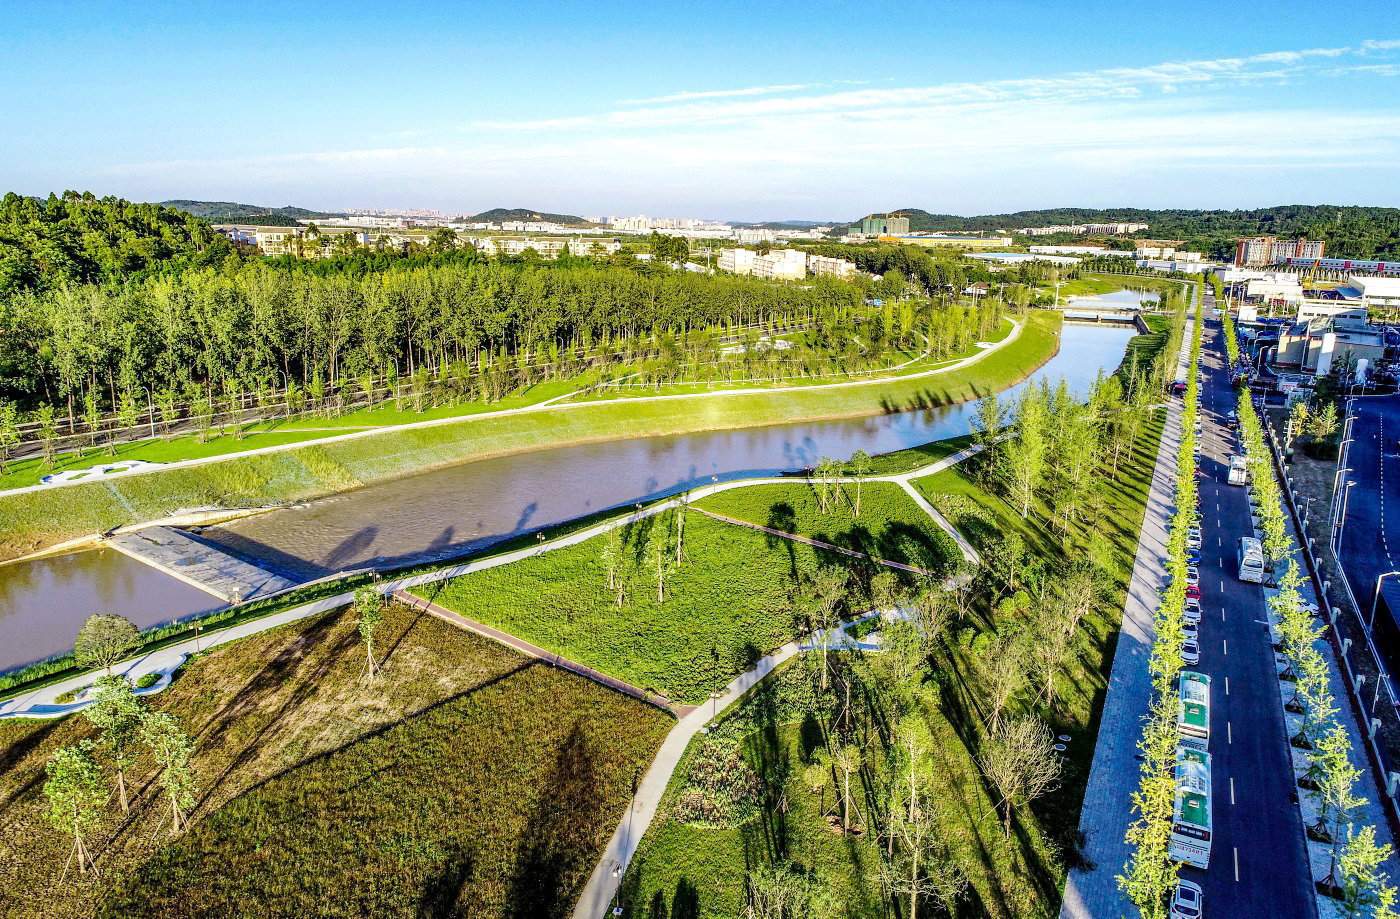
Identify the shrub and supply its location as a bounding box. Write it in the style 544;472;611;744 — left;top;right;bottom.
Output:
136;673;159;689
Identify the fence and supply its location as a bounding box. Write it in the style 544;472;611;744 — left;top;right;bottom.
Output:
1262;412;1400;832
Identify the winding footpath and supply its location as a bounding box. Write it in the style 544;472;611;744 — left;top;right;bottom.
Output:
0;446;982;720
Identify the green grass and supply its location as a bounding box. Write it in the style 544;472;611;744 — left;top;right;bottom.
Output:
695;481;959;573
622;407;1167;919
0;311;1062;560
622;661;888;918
424;507;923;704
1053;273;1192;302
0;601;670;919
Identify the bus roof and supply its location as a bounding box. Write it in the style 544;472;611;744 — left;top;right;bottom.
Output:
1175;748;1212;831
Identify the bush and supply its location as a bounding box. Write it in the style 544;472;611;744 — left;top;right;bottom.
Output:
136;673;159;689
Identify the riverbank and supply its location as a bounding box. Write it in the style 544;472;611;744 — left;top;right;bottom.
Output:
0;310;1059;561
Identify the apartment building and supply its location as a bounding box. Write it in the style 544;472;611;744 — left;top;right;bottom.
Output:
1234;236;1325;267
752;249;809;281
860;215;910;236
478;236;622;258
806;253;857;279
717;248;758;274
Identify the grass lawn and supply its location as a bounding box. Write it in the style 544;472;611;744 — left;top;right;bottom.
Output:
1053;274;1193;302
0;602;670;918
695;481;960;573
622;405;1167;919
424;505;935;704
0;311;1062;560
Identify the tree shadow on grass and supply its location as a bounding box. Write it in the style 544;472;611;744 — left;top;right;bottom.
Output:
506;722;608;919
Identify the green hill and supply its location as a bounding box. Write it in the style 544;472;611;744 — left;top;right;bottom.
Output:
160;200;343;226
467;207;598;226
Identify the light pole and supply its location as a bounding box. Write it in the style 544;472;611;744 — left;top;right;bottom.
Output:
1333;480;1356;556
1330;467;1352;531
1369;571;1400;633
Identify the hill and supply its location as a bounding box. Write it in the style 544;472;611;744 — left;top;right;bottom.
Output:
161;199;343;226
846;205;1400;259
0;191;239;296
466;207;597;226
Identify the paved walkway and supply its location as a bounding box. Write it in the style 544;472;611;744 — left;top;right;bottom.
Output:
1061;312;1194;919
2;319;1023;500
570;607;900;919
106;525;296;603
0;449;984;720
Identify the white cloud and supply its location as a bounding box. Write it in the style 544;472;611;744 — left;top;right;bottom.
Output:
618;83;820;105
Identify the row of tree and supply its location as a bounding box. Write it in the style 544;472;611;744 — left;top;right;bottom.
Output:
1231;320;1397;913
1119;303;1198;918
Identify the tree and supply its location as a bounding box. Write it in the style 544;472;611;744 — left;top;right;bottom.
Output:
81;388;101;454
999;383;1048;517
812;457;841;514
74;614;140;676
1308;401;1339;444
647;526;672;603
848;449;872;517
1287;399;1311;452
43;743;106;877
880;792;966;919
972;393;1004;451
141;711;198;836
979;630;1028;733
82;675;144;814
37;402;58;470
601;526;621;595
977;715;1061;836
0;399;18;473
803;566;848;689
830;742;863;834
354;587;385;681
1337;824;1397;918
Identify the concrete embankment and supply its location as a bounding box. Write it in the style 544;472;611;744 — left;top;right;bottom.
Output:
0;312;1061;561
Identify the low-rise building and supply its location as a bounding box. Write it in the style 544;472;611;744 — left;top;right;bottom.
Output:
806;253;857;279
717;248;758;275
1029;245;1109;255
882;234;1012;250
1274;316;1384;376
752;249;808;281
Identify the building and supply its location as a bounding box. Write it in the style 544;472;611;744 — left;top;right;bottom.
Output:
752;249;808;281
805;253;857;279
1246;277;1304;305
881;235;1012;250
1137;259;1211;275
1343;276;1400;311
1135;245;1202;261
861;214;910;236
717;248;758;275
1283;256;1400;277
476;236;621;259
1235;236;1325;267
1021;223;1148;236
1028;245;1110;255
734;228;775;244
1273;316;1384;376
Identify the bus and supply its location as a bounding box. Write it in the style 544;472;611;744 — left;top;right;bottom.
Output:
1169;746;1213;868
1238;536;1265;583
1177;671;1211;747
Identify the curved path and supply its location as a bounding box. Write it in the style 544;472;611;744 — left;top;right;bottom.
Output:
0;446;983;720
0;319;1022;501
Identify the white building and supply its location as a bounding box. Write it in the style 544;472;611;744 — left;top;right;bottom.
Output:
1349;276;1400;311
475;236;621;258
718;248;758;274
752;249;808;281
1029;245;1109;255
806;254;857;279
735;228;775;244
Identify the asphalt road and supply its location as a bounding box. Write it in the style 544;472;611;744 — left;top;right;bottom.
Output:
1190;313;1315;918
1336;390;1400;653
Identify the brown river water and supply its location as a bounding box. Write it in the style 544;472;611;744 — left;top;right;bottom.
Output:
0;323;1135;673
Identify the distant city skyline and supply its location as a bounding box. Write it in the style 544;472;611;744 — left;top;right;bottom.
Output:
3;1;1399;219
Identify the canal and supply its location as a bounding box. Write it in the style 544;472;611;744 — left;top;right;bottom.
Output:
0;322;1136;673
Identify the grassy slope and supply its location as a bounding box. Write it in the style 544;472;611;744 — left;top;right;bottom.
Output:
621;409;1166;919
424;507;929;704
0;311;1061;559
694;481;959;573
0;603;669;919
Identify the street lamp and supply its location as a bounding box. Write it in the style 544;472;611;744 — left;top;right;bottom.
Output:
1333;480;1357;556
1330;467;1352;530
1369;571;1400;632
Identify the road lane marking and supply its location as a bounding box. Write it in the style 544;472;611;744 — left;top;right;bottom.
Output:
1230;776;1236;805
1228;721;1233;743
1223;639;1228;656
1225;676;1230;695
1234;847;1240;882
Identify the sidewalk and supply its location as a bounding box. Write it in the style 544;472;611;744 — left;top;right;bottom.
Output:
1061;315;1192;919
0;450;985;720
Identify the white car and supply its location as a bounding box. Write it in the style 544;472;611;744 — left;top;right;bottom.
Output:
1184;622;1199;643
1186;534;1202;550
1184;599;1202;623
1171;879;1203;919
1181;637;1200;665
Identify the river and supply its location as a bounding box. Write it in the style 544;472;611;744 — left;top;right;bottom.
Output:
0;321;1135;673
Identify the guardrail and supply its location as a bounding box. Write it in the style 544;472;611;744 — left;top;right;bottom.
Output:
1261;413;1400;832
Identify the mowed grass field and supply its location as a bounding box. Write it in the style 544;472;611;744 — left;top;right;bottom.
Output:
425;502;940;704
620;409;1167;919
0;311;1061;560
695;480;960;574
0;602;670;919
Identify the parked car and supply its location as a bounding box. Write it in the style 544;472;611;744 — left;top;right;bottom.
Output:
1186;585;1202;600
1181;637;1200;665
1171;879;1203;919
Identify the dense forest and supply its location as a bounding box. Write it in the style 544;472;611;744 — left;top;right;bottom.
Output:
463;208;596;226
159;200;342;225
851;205;1400;259
0;192;240;297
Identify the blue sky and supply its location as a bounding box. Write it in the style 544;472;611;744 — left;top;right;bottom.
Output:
3;0;1399;220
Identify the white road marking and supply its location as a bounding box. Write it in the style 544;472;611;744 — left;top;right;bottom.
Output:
1230;776;1236;805
1225;676;1230;695
1228;721;1233;743
1234;846;1241;882
1223;639;1228;656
